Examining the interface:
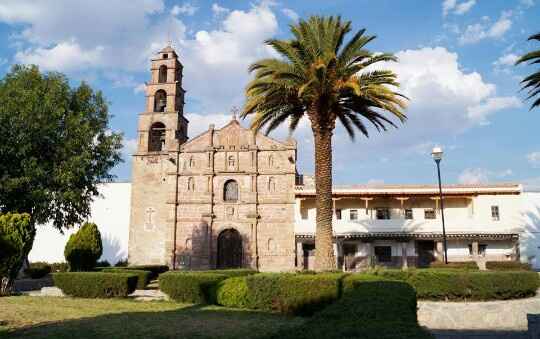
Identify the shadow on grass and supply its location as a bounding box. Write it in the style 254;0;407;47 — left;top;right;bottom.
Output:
1;304;304;339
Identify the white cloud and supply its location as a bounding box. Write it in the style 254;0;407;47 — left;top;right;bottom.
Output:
467;96;522;125
454;0;476;15
212;3;229;16
1;0;186;73
15;41;105;71
443;0;476;16
122;137;138;158
171;3;198;16
459;11;512;44
493;53;519;67
458;167;513;184
527;152;540;167
185;112;234;137
459;168;489;184
282;8;299;21
442;0;457;16
133;83;146;94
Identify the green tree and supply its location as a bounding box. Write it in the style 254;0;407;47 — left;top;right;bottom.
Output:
64;222;103;271
241;16;407;270
516;33;540;110
0;213;33;295
0;65;122;286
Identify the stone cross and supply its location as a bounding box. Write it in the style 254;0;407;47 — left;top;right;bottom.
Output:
145;207;156;229
231;106;239;120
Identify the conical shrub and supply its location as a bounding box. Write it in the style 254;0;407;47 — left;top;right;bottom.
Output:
64;222;103;271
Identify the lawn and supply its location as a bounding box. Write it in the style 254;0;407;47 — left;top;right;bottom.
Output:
0;296;305;339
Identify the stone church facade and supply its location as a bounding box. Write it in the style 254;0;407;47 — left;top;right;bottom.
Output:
128;46;297;271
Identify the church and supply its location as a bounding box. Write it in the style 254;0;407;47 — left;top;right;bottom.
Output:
122;46;540;272
128;46;297;271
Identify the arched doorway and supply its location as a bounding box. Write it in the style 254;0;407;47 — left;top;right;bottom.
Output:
217;229;243;268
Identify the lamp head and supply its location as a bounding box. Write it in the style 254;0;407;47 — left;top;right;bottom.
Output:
432;146;443;162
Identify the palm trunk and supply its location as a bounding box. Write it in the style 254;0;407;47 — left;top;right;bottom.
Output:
313;128;336;271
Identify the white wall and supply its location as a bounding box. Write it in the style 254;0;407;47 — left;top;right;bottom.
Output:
28;183;131;264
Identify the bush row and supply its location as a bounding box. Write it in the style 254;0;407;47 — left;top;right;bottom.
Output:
345;269;540;301
159;272;227;304
102;268;151;289
264;281;433;339
24;262;51;279
158;269;257;304
486;261;532;271
428;261;479;270
53;272;137;298
215;273;344;315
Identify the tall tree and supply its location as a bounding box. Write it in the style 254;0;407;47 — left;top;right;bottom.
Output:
241;16;407;270
0;65;122;290
516;33;540;110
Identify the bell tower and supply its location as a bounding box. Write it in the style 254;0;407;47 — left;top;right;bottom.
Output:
128;45;189;266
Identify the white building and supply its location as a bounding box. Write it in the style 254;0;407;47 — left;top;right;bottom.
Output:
28;181;540;270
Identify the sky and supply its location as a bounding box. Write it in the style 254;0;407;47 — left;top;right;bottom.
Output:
0;0;539;188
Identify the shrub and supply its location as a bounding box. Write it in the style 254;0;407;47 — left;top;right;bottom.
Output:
53;272;137;298
96;260;111;267
264;281;432;339
128;265;169;280
344;270;540;301
64;222;103;271
429;261;478;270
216;273;344;315
159;272;227;303
196;269;257;277
486;261;531;271
103;268;151;289
0;213;34;295
50;262;69;273
24;262;51;279
115;258;128;267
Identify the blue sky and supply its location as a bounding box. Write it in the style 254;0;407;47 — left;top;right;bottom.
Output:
0;0;538;187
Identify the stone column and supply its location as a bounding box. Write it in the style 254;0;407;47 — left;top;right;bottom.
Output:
472;240;479;258
364;241;373;267
401;242;408;270
296;241;303;269
435;241;444;262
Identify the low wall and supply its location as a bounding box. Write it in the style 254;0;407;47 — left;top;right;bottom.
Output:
418;292;540;330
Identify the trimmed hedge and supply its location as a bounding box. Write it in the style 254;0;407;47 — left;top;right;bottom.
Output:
53;272;138;298
344;270;540;301
486;261;531;271
195;269;257;277
264;281;433;339
128;265;169;280
159;272;227;303
429;261;478;270
215;273;344;315
103;268;151;289
24;262;51;279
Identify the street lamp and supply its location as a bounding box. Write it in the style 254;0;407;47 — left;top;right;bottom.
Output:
431;147;448;264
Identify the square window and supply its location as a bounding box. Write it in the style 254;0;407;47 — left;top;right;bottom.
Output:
336;209;342;220
404;209;413;220
376;208;390;220
374;246;392;263
424;209;436;219
163;53;168;58
350;209;358;221
491;205;500;221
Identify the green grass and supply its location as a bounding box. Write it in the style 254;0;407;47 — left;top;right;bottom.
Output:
0;296;304;339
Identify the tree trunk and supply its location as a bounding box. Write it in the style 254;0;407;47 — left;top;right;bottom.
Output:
313;128;336;271
0;276;13;296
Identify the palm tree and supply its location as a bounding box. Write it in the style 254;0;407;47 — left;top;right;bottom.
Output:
516;33;540;110
241;16;407;271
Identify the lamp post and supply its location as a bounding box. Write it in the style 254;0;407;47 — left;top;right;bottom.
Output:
431;147;448;264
